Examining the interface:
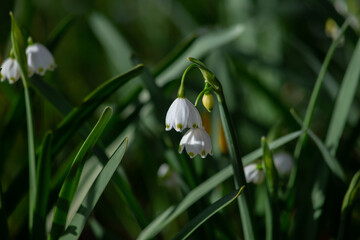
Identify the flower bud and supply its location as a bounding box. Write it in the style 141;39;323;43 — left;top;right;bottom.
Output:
202;92;214;112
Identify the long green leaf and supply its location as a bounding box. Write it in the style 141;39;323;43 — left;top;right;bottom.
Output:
137;129;303;239
156;25;245;86
32;132;53;240
137;165;233;240
337;171;360;240
59;138;128;240
173;186;245;240
46;15;74;52
49;107;112;240
325;37;360;154
10;12;37;231
290;110;346;180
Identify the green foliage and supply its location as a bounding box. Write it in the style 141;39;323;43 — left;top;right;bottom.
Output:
1;1;360;240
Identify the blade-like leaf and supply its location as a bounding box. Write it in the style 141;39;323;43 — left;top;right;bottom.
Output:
137;165;233;240
59;138;128;240
32;132;53;240
173;186;245;240
46;15;74;51
49;107;112;240
156;24;245;86
137;129;303;239
290;109;346;181
325;37;360;154
337;171;360;240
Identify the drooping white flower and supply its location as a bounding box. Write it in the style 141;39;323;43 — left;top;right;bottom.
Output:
1;57;21;84
26;43;56;76
165;98;202;132
244;163;264;184
179;128;212;158
273;152;293;176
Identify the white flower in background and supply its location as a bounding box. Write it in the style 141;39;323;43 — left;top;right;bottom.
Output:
244;163;265;184
26;42;56;76
165;98;203;132
157;163;181;188
1;57;21;84
179;128;212;158
273;152;293;176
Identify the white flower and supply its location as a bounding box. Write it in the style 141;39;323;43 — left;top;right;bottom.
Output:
244;163;265;184
165;98;202;132
179;128;212;158
26;43;56;76
1;57;21;84
273;152;293;176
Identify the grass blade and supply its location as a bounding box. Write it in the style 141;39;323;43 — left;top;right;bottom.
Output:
49;107;112;240
325;37;360;154
261;137;279;240
172;186;245;240
290;109;346;180
137;165;233;240
59;138;128;240
32;132;53;240
337;171;360;240
156;25;245;86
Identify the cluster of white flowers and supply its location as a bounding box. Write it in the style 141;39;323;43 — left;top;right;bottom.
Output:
244;152;294;184
1;41;56;84
166;97;212;158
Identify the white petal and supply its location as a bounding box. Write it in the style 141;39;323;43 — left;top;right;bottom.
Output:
26;43;56;75
1;58;21;84
244;164;264;184
273;152;293;176
166;98;200;132
179;128;212;158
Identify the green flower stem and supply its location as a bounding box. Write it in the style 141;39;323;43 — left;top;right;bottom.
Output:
215;90;256;240
178;63;197;98
10;12;37;231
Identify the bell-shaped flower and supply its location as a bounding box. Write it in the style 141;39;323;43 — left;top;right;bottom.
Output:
179;128;212;158
273;152;293;176
1;57;21;84
244;163;265;184
26;43;56;76
165;98;202;132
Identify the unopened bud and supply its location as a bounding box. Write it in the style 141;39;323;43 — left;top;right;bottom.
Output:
202;92;214;112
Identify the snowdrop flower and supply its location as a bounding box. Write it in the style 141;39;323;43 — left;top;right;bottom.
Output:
273;152;293;176
244;163;264;184
157;163;181;188
26;40;56;76
1;57;21;84
179;128;212;158
165;98;203;132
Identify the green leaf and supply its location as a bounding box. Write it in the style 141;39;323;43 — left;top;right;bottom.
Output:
261;137;279;201
261;137;279;240
153;33;198;76
294;18;350;160
243;129;305;165
172;186;245;240
88;12;133;72
58;138;128;240
46;64;143;154
46;15;74;51
32;132;53;240
49;107;112;240
290;109;346;181
325;37;360;155
337;171;360;240
156;24;245;86
137;165;233;240
10;12;28;77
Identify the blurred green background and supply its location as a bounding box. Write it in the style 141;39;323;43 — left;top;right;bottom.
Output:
1;0;360;239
